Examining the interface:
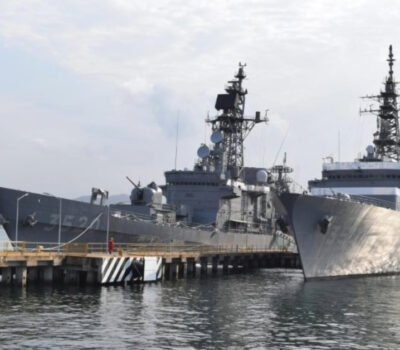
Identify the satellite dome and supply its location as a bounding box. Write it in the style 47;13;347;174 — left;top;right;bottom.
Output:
197;144;210;159
256;169;268;183
211;131;223;144
366;145;374;154
130;188;143;204
143;187;156;204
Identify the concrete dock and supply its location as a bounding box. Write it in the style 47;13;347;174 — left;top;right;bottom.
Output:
0;242;301;287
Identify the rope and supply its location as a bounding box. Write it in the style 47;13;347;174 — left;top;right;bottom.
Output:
42;212;104;251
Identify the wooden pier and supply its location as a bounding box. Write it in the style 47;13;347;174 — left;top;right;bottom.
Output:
0;242;301;287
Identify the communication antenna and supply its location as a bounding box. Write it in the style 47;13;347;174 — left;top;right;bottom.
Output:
204;111;209;143
261;119;268;165
174;112;180;170
359;45;400;161
338;130;341;162
272;128;289;166
206;63;268;178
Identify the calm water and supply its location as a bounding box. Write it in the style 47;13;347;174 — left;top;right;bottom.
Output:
0;269;400;349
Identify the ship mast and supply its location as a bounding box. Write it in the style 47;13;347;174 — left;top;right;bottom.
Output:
270;152;293;193
207;63;267;178
362;45;400;161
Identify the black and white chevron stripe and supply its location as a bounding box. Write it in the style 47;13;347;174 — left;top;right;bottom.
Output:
143;256;163;281
100;256;162;284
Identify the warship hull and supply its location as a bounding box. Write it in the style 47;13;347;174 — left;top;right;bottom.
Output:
276;192;400;279
0;187;276;249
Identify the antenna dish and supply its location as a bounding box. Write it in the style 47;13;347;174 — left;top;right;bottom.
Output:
256;169;268;183
366;145;374;154
211;131;223;144
197;144;210;159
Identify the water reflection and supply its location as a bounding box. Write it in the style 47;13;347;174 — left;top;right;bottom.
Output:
0;270;399;349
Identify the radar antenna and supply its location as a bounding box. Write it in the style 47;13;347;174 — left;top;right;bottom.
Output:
270;152;293;193
360;45;400;161
207;63;268;178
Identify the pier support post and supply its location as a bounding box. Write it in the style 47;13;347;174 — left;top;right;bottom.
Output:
64;269;79;285
162;263;167;281
86;271;97;284
185;259;196;277
259;255;266;268
43;266;54;283
222;256;230;274
28;268;39;283
250;255;258;269
163;263;172;281
255;254;262;268
173;260;179;279
53;267;64;284
211;256;218;275
200;257;208;276
270;254;276;268
232;257;239;273
2;267;12;285
178;262;184;279
170;261;178;280
191;259;196;277
168;262;174;280
16;266;27;287
243;256;250;270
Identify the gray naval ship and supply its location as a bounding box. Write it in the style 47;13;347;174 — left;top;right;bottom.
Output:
275;46;400;279
0;64;295;250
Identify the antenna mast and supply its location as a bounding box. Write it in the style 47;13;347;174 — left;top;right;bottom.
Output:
174;113;180;170
207;63;268;178
360;45;400;161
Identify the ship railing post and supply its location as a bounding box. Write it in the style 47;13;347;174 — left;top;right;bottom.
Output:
15;193;29;250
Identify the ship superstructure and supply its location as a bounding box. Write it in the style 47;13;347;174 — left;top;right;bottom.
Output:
276;46;400;279
164;64;276;233
309;45;400;209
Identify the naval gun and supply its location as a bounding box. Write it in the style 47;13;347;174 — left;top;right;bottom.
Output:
126;176;163;206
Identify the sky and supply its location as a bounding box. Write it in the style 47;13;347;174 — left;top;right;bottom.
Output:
0;0;399;198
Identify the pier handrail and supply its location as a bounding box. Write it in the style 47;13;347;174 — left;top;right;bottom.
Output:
0;241;293;255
